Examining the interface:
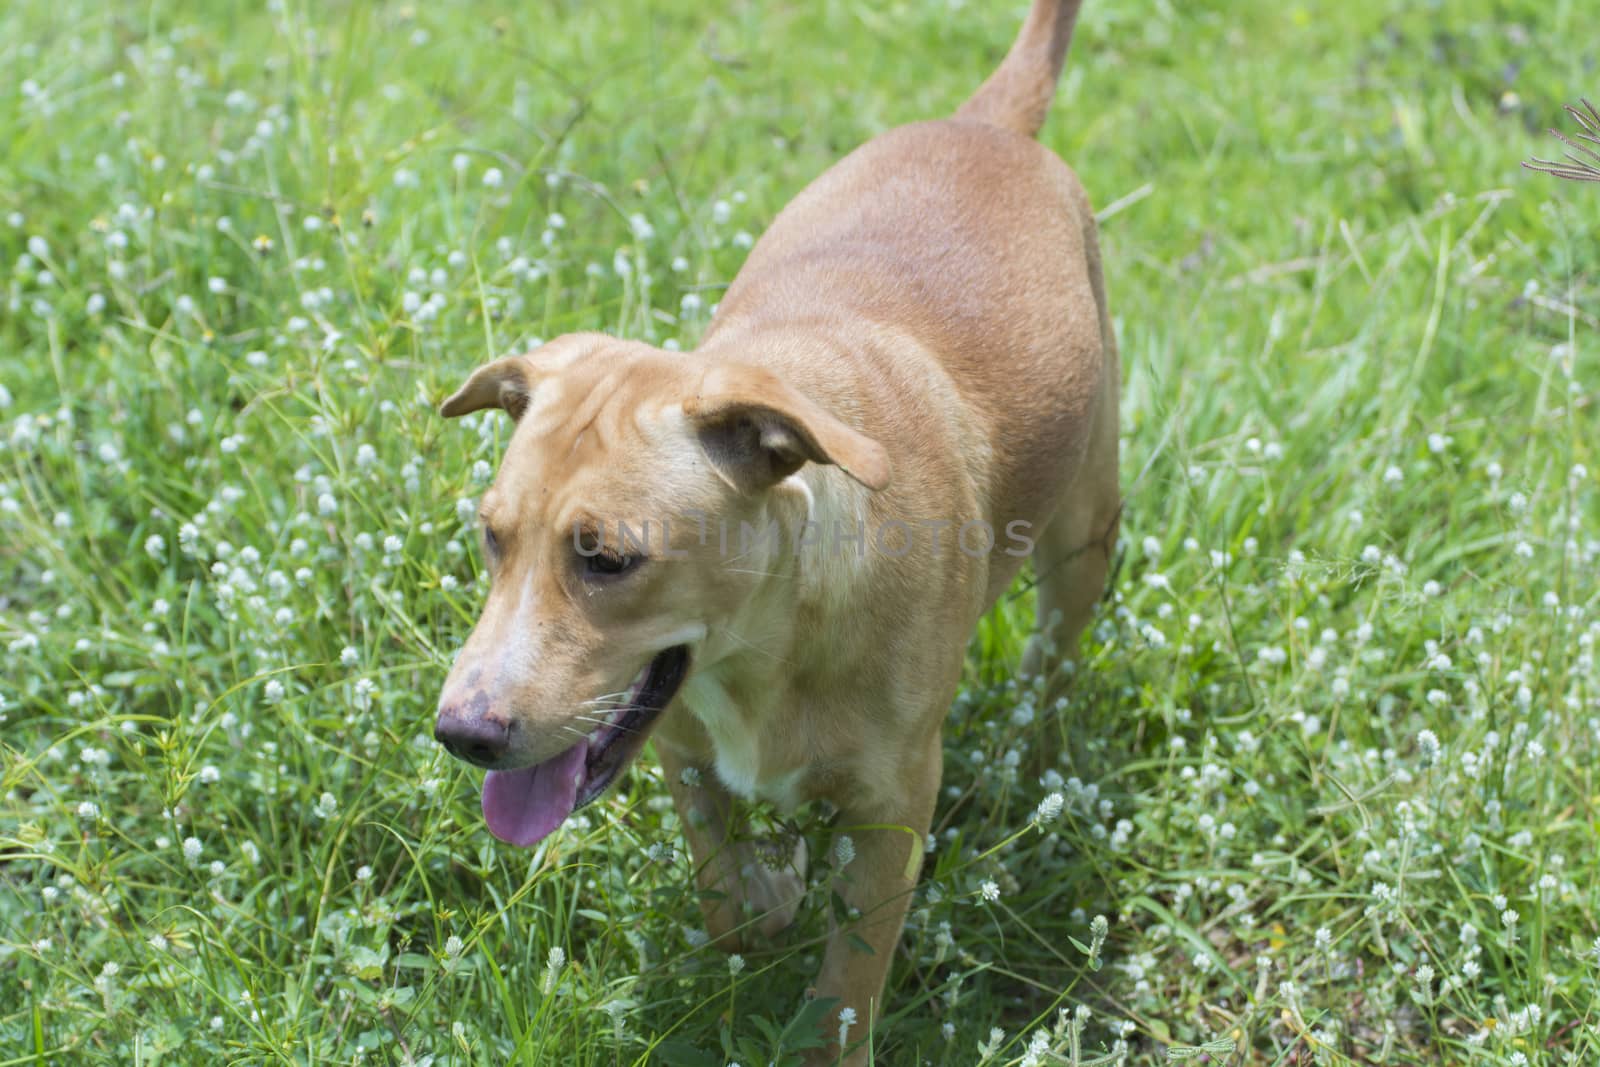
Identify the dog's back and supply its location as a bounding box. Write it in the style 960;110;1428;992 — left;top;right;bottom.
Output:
701;0;1118;614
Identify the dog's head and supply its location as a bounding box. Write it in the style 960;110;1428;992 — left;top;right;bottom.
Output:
433;332;889;846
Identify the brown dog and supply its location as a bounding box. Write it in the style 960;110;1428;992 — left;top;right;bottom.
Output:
434;0;1117;1060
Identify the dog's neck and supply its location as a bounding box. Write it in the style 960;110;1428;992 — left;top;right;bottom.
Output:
778;463;875;603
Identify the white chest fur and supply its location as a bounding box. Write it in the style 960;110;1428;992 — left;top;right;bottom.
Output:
678;671;805;809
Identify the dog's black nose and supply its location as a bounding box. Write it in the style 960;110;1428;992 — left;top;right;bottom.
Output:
435;715;510;766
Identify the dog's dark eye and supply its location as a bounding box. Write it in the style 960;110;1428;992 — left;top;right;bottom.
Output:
482;525;501;560
586;550;641;578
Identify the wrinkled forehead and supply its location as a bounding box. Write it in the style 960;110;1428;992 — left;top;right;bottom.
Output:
487;353;705;524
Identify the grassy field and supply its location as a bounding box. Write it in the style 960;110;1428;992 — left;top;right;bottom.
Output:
2;0;1598;1063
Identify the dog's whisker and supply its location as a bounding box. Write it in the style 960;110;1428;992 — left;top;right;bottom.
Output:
717;566;792;580
576;702;631;718
568;714;646;738
712;625;794;666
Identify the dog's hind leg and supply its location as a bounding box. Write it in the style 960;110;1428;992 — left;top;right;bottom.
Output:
1021;196;1120;683
1019;506;1117;683
1020;367;1120;683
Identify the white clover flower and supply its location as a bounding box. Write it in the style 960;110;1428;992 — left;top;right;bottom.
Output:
340;646;359;667
263;679;285;704
1034;792;1064;823
444;935;464;959
77;801;100;820
1414;728;1443;765
542;946;566;995
979;1026;1006;1059
482;166;503;188
728;953;745;976
837;1006;857;1047
182;836;203;866
145;534;165;558
979;880;1001;903
1020;1028;1051;1067
833;835;855;868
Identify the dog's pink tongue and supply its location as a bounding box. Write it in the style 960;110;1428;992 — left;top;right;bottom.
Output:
481;741;587;847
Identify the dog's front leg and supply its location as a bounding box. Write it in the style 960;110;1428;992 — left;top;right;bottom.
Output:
657;742;807;951
806;738;941;1066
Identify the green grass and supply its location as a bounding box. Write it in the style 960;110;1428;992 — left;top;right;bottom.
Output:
2;0;1597;1063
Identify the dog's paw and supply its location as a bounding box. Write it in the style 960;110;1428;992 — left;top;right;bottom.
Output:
741;834;807;939
702;834;808;950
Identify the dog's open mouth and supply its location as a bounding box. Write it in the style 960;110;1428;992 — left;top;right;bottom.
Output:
479;645;690;848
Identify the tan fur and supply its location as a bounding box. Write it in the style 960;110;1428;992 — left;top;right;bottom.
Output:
435;2;1116;1061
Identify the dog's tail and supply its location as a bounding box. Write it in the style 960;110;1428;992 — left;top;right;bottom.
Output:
955;0;1084;138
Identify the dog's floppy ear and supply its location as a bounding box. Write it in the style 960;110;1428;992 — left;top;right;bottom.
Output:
685;364;891;492
440;356;535;420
